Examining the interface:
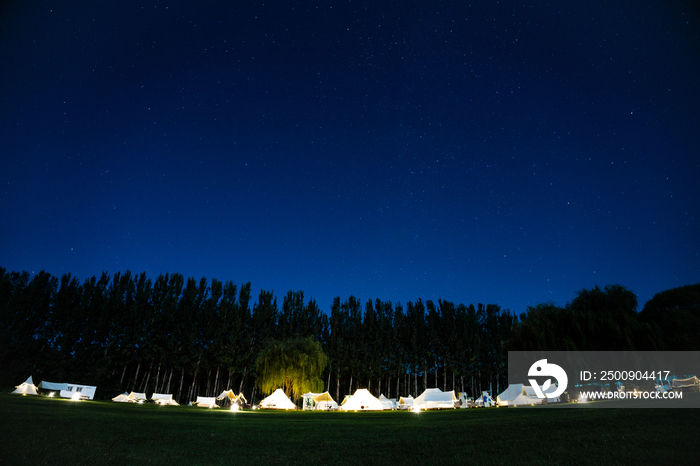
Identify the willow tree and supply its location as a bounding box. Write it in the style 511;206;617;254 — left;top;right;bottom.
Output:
255;336;328;400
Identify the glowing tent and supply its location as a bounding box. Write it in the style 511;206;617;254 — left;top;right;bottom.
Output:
412;388;457;410
259;388;296;410
112;392;133;403
302;391;338;410
497;384;539;406
475;391;495;407
194;396;218;408
112;392;147;403
216;389;247;407
12;376;39;396
497;383;559;406
339;389;383;411
377;394;395;410
151;393;179;405
457;392;473;408
397;395;414;410
129;392;148;402
37;380;69;393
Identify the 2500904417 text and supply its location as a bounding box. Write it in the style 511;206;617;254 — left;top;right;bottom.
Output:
579;370;670;382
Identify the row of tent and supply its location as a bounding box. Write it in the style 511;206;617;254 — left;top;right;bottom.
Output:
114;387;467;411
12;376;97;400
111;386;469;411
112;389;249;407
12;374;517;410
12;375;567;409
12;375;550;409
302;388;464;411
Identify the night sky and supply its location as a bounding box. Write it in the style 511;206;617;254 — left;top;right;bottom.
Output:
2;1;698;315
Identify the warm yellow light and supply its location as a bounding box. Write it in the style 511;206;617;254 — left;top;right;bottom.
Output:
230;404;240;412
71;393;81;401
48;392;55;397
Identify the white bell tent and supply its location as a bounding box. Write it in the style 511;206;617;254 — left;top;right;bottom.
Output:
12;376;39;396
259;388;296;410
412;388;457;410
339;389;383;411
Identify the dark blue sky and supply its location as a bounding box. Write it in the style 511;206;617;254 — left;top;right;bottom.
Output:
2;1;698;314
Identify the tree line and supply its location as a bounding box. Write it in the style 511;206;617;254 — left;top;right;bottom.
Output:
1;267;696;403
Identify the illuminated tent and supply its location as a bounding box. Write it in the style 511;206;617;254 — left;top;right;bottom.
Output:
37;380;69;393
475;391;495;407
302;391;338;410
194;396;218;407
497;383;558;406
377;394;395;410
339;389;383;411
151;393;179;405
497;384;539;406
112;392;134;403
259;388;296;410
413;388;457;410
216;389;247;407
397;395;414;410
457;392;473;408
302;392;321;410
12;376;39;396
314;392;338;410
130;392;148;402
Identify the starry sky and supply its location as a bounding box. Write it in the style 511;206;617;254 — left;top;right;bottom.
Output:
1;1;698;315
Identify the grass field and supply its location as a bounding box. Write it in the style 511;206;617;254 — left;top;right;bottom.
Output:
1;393;698;465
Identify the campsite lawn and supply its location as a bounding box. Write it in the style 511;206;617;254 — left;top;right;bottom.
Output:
1;393;698;465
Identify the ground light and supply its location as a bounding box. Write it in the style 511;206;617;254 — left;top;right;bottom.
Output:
71;393;81;401
230;404;240;412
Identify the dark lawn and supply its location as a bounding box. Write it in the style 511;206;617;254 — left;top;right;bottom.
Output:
1;393;698;465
